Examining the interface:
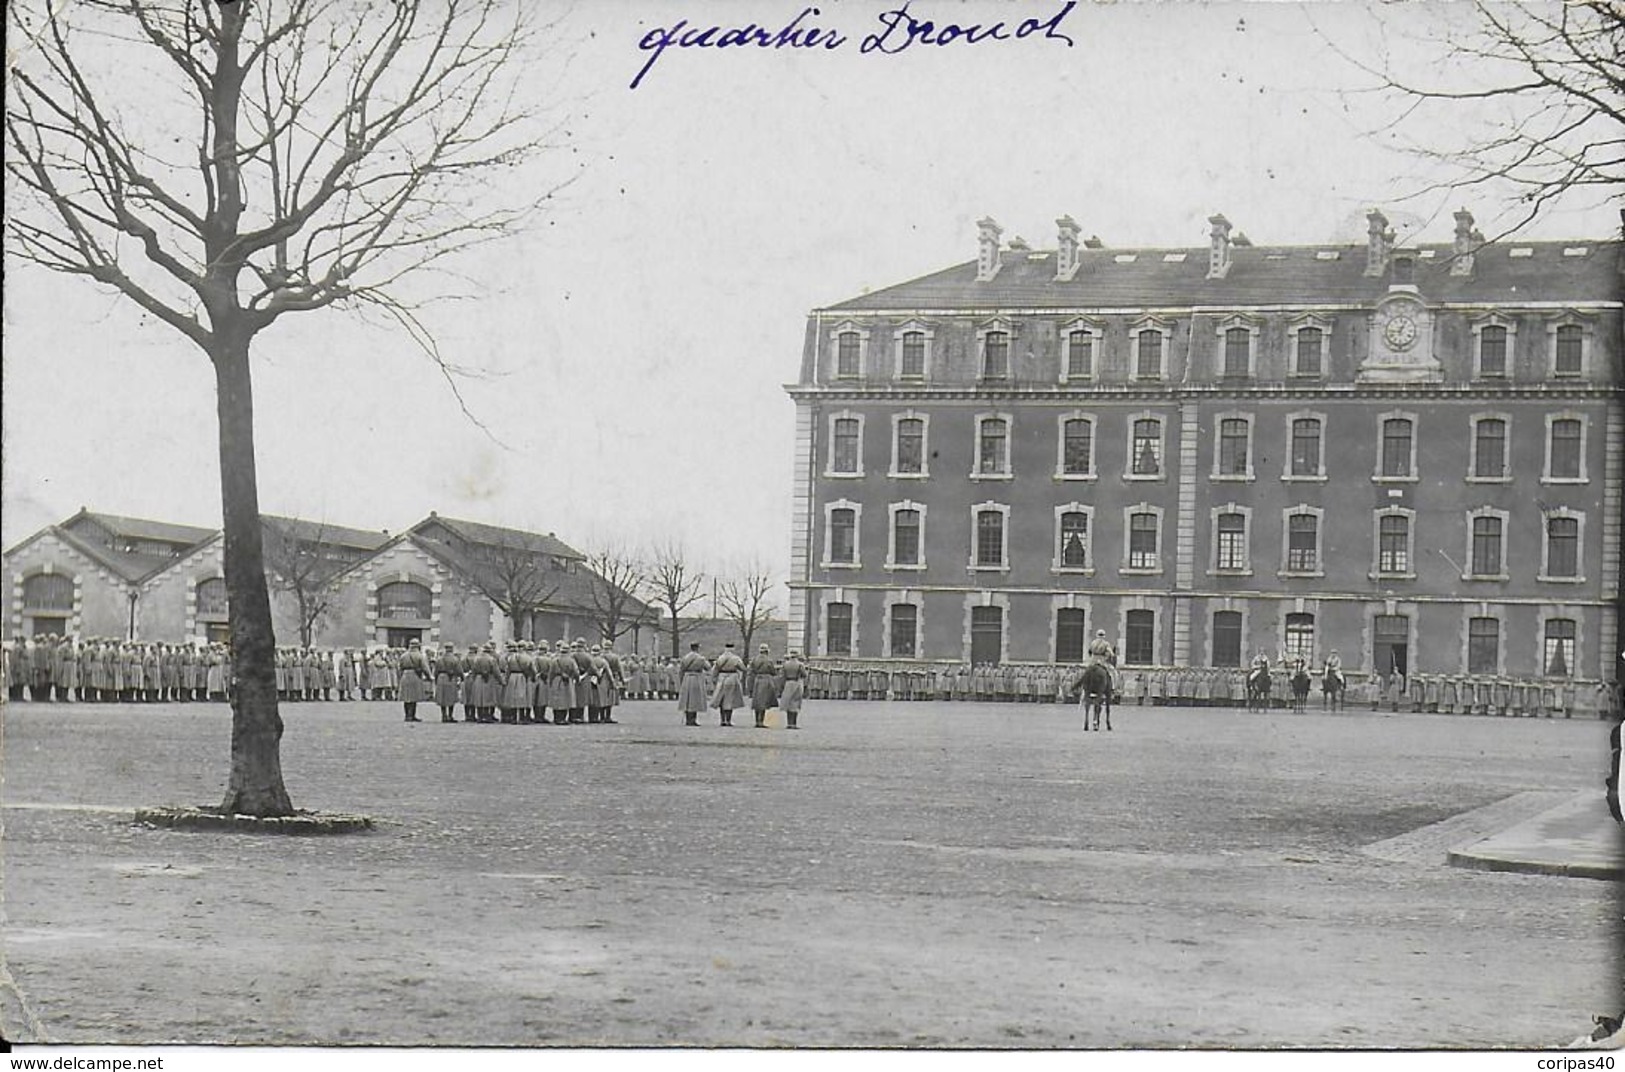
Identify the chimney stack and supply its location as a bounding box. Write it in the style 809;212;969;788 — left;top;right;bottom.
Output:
1207;214;1233;279
1055;215;1081;280
976;217;1003;282
1364;209;1392;277
1450;208;1477;277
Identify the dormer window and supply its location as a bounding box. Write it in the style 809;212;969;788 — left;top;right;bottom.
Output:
1470;315;1516;379
892;320;934;380
828;322;868;380
1132;318;1172;381
1216;317;1259;380
982;331;1010;380
1061;319;1102;383
1391;253;1416;285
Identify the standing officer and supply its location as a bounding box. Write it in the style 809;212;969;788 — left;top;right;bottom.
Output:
747;643;780;728
677;642;710;727
434;643;463;723
710;642;746;727
398;638;431;722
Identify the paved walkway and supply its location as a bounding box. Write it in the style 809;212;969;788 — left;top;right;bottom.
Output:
1364;788;1622;879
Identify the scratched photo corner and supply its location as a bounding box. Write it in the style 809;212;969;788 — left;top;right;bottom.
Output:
1;0;1622;1058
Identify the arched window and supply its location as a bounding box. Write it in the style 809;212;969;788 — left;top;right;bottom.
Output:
22;573;73;611
196;577;229;617
378;581;432;620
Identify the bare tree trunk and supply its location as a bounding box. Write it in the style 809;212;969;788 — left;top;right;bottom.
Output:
668;616;681;659
214;341;293;818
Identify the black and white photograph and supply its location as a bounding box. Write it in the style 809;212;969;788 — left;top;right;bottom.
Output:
2;0;1621;1062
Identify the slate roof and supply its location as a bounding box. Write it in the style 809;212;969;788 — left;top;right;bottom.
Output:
406;529;649;620
821;241;1623;312
411;514;586;561
261;515;391;553
57;510;217;582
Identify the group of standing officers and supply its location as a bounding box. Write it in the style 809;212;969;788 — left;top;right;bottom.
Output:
6;634;231;703
388;637;627;725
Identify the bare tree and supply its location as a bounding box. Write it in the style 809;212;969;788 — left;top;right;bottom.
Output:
466;538;561;642
584;544;648;647
1328;2;1622;234
648;541;705;658
261;518;347;648
6;1;571;815
715;565;778;654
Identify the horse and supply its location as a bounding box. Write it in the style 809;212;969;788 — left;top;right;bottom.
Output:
1245;664;1273;711
1290;665;1312;712
1321;668;1346;711
1073;663;1113;732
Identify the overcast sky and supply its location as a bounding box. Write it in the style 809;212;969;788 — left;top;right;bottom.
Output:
3;1;1617;594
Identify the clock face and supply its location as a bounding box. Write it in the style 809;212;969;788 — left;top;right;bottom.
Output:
1384;314;1418;351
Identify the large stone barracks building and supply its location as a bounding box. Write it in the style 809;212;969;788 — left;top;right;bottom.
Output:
785;211;1622;687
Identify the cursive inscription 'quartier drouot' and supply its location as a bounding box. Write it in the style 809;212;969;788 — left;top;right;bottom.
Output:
630;2;1078;90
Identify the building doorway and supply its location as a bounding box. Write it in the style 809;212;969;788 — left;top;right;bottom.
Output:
386;627;424;648
28;616;67;637
1373;614;1408;678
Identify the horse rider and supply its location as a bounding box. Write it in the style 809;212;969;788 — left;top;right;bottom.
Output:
1322;649;1344;689
1088;629;1118;699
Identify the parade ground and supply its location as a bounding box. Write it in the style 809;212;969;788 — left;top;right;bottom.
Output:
1;697;1620;1049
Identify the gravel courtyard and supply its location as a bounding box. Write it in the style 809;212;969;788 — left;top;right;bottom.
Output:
1;697;1618;1048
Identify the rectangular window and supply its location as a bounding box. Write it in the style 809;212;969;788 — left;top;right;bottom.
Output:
1287;514;1318;572
975;510;1005;568
1059;512;1089;568
1381;418;1413;477
1479;326;1507;377
1468;617;1499;674
889;604;917;658
1223;327;1250;378
1547;517;1578;577
832;417;860;474
1550;419;1582;479
894;418;924;474
977;418;1008;475
970;605;1003;665
1136;331;1163;379
1131;419;1162;476
1056;608;1087;663
1062;419;1093;475
837;333;860;377
1378;514;1410;573
1284;613;1315;665
1217;418;1249;476
1294;328;1323;377
983;332;1009;379
1290;418;1322;477
1554;325;1582;376
829;508;856;564
1212;611;1242;668
900;332;925;377
892;509;921;567
1125;609;1155;665
826;602;853;656
1129;512;1159;570
1471;516;1502;576
1067;331;1093;378
1474;419;1506;478
1215;513;1246;571
1543;618;1576;676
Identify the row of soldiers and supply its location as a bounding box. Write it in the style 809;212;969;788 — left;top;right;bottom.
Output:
391;638;626;725
5;635;232;703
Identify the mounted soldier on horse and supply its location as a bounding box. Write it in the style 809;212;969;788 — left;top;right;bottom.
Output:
1068;629;1117;731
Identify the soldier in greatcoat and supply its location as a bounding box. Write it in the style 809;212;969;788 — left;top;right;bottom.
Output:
677;642;710;727
502;641;534;724
710;642;746;727
587;645;616;724
778;650;807;729
398;639;431;722
601;646;624;724
434;644;463;723
546;642;576;725
746;644;780;728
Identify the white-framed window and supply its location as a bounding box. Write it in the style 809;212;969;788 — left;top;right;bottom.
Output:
972;412;1014;479
977;319;1014;381
1052;503;1095;574
1211;607;1245;668
820;499;863;569
969;502;1011;572
1212;412;1255;481
1374;410;1419;482
1539;613;1579;677
1546;317;1591;379
829;321;869;380
823;596;856;657
892;320;934;380
1283;411;1327;481
1287;315;1331;379
1216;316;1259;379
1054;412;1097;480
825;410;865;477
1466;614;1502;675
1540;509;1584;583
1467;413;1512;482
1121;603;1159;666
1132;318;1172;381
1122;504;1164;575
1283;612;1316;666
1060;319;1102;383
1126;412;1165;480
1542;412;1587;483
1470;315;1516;379
1209;504;1252;575
885;595;923;658
1372;507;1416;579
889;411;930;478
1463;507;1510;581
886;501;927;571
1280;506;1325;577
